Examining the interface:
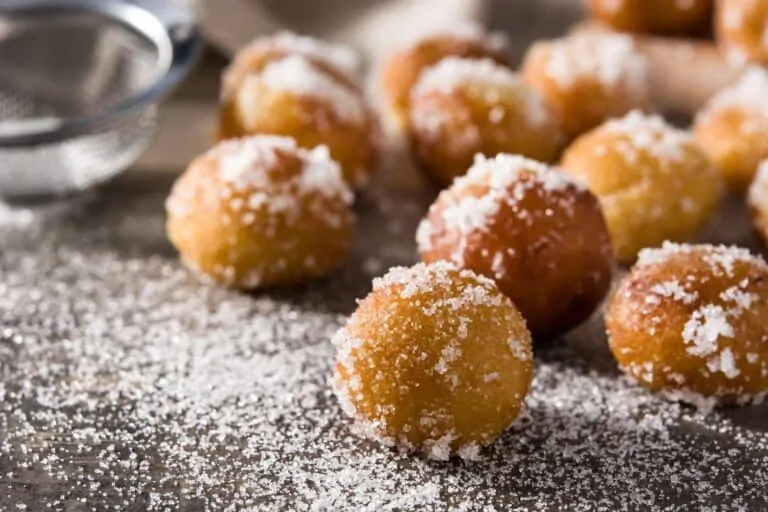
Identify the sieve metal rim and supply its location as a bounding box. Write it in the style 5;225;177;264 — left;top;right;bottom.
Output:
0;0;201;148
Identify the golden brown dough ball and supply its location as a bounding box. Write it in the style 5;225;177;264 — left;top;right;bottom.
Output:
218;52;377;188
606;242;768;407
333;261;534;459
166;136;353;289
417;154;614;339
693;67;768;192
561;111;722;264
586;0;714;35
380;25;511;130
716;0;768;66
748;159;768;242
408;58;563;186
521;34;650;142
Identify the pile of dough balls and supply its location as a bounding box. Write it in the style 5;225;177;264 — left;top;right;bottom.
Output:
417;154;614;339
380;24;510;130
332;261;533;460
586;0;713;35
521;33;650;141
606;242;768;407
218;33;378;188
166;136;353;289
716;0;768;66
694;67;768;192
164;16;768;462
562;110;722;264
408;57;562;186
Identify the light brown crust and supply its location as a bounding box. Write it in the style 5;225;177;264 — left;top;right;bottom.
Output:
407;59;562;187
693;106;768;192
561;112;722;264
380;35;510;130
716;0;768;66
166;137;353;289
333;262;534;459
586;0;714;35
520;35;651;142
606;243;768;405
417;155;614;339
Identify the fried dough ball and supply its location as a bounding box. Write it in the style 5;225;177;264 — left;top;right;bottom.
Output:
586;0;714;35
408;58;563;186
716;0;768;66
693;67;768;192
606;242;768;407
417;154;614;339
333;261;534;459
748;160;768;243
380;24;510;130
561;111;722;264
166;136;353;289
218;53;377;188
521;34;650;142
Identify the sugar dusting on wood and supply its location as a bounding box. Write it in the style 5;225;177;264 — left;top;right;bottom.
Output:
0;178;766;510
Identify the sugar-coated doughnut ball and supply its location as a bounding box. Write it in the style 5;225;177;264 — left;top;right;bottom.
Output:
694;67;768;192
417;154;614;339
716;0;768;66
561;111;722;264
333;261;534;460
218;53;377;188
586;0;714;35
166;136;353;289
408;58;563;186
380;24;510;130
521;34;650;141
748;160;768;243
606;242;768;407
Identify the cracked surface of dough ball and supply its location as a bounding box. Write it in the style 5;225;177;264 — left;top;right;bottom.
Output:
694;67;768;192
380;25;510;130
716;0;768;66
606;242;768;407
562;111;722;264
586;0;714;35
333;261;534;460
521;34;650;142
219;52;377;188
417;154;614;339
748;160;768;243
166;136;353;289
408;57;562;187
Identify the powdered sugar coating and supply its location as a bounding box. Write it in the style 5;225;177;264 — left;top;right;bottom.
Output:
417;154;583;259
412;58;551;127
697;67;768;127
637;242;764;271
258;56;368;126
222;32;361;100
246;31;361;80
602;110;693;163
609;242;768;405
543;34;648;98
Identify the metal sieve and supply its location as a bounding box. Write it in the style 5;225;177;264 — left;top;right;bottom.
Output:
0;0;200;201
